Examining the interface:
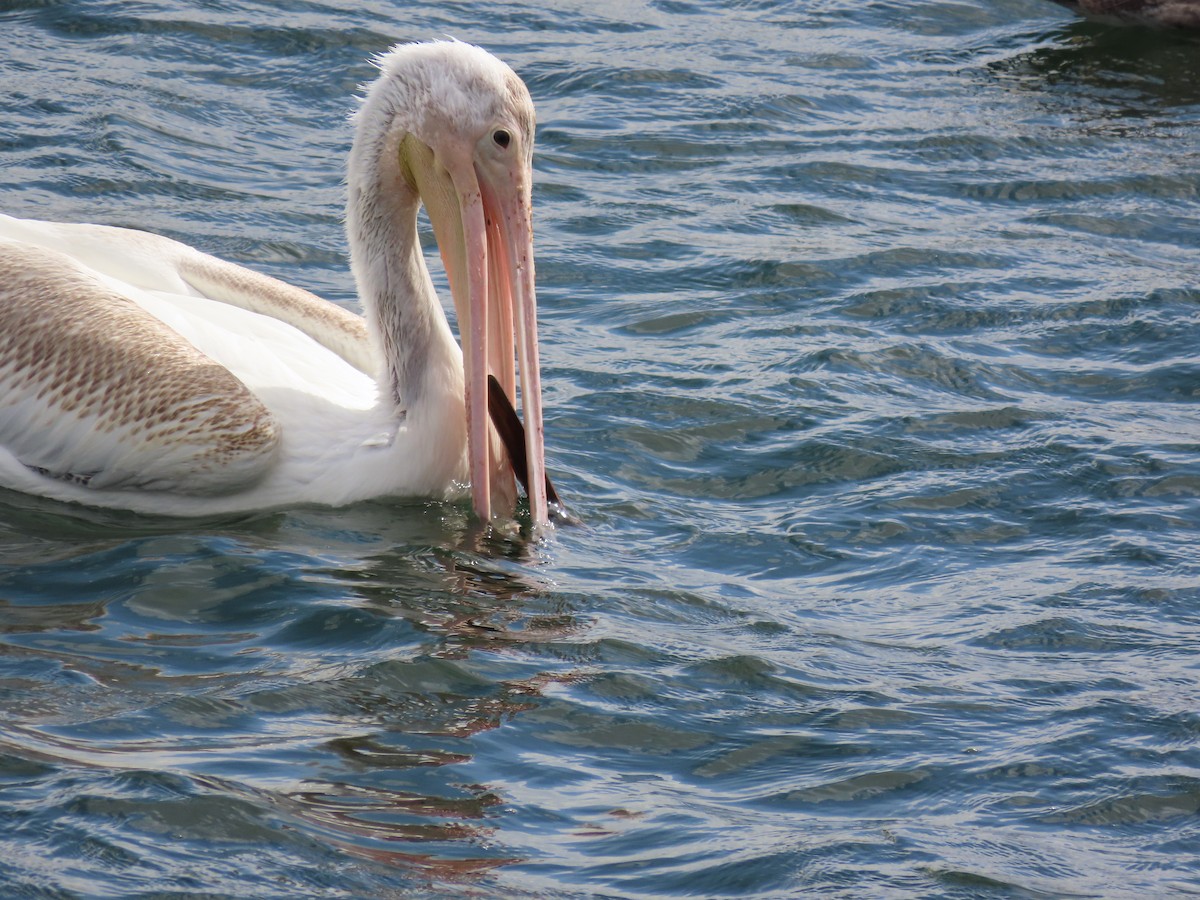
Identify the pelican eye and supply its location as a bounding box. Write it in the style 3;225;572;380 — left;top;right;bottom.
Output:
493;128;512;149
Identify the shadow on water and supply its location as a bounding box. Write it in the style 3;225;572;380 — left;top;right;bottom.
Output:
989;18;1200;114
0;490;586;883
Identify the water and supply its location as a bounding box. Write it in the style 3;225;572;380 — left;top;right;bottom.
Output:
1;0;1199;896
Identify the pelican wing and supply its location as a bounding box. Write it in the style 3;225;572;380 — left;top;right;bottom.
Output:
0;242;280;495
0;214;374;375
178;251;375;377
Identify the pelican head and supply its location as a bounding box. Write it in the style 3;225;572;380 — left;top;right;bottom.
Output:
347;41;549;528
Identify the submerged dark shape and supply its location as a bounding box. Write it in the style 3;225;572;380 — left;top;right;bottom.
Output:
1050;0;1200;27
488;374;561;509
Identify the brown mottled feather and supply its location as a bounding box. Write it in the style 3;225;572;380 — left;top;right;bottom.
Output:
0;243;279;494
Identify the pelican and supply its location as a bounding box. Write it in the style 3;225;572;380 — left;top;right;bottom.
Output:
0;40;558;529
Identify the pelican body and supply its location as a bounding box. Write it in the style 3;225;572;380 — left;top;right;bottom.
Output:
0;41;552;528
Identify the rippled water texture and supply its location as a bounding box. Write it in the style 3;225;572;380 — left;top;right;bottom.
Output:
1;1;1199;896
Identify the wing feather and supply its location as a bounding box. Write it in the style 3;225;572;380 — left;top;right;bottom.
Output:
0;214;375;375
0;242;280;495
178;250;376;377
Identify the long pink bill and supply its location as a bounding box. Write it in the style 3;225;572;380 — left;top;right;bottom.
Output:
452;160;550;532
481;169;548;529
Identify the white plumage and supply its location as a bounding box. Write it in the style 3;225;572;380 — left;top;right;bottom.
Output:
0;40;551;526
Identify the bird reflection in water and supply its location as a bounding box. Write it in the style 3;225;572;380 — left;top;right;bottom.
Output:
254;545;586;874
261;676;577;874
0;500;587;879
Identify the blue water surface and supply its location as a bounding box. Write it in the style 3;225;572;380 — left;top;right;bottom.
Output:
1;0;1199;896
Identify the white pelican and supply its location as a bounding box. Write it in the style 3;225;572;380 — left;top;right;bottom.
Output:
0;40;558;529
